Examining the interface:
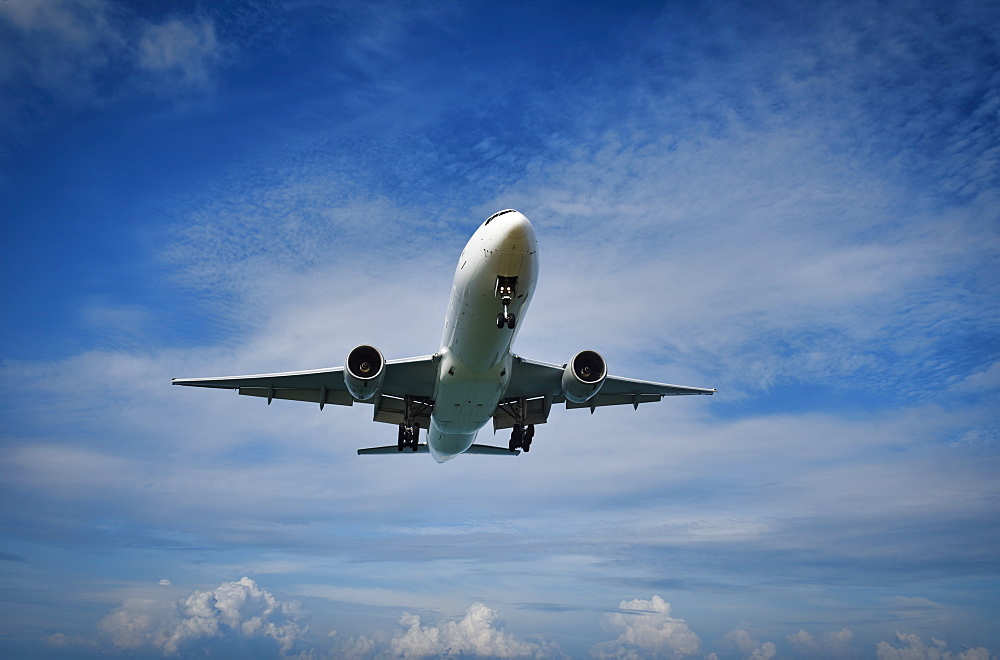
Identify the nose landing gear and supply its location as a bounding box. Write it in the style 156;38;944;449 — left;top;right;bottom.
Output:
496;276;518;329
496;311;516;329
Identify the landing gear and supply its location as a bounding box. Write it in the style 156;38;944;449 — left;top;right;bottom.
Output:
496;276;518;330
508;424;534;452
397;396;428;452
498;397;536;453
397;424;419;452
497;312;516;329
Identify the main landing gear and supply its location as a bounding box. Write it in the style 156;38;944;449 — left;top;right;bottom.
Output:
397;424;419;452
508;424;534;452
498;396;535;453
396;395;429;452
496;276;517;329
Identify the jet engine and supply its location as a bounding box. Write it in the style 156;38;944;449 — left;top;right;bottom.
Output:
561;350;607;403
344;345;385;401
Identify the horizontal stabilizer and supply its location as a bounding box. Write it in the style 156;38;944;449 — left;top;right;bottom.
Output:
465;444;520;455
358;444;430;455
357;444;519;456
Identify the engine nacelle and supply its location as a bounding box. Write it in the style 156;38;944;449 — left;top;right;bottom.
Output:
344;345;385;401
561;350;607;403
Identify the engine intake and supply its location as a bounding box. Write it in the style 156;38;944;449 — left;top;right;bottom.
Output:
344;345;385;401
561;350;607;403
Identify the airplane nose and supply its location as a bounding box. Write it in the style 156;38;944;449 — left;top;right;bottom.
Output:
504;211;531;239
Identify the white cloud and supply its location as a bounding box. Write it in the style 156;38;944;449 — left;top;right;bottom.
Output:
327;629;380;659
723;629;777;659
390;602;560;658
137;16;220;89
876;632;992;660
99;576;306;656
0;0;122;100
589;596;701;659
787;628;860;658
0;0;223;111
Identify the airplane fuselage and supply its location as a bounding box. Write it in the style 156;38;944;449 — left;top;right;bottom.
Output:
428;210;538;461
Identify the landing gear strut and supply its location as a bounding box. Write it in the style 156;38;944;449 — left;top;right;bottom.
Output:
397;395;429;452
498;396;535;453
508;423;534;452
496;276;518;329
397;424;419;452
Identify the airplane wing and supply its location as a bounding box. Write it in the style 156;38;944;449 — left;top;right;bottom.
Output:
172;354;440;427
494;355;714;429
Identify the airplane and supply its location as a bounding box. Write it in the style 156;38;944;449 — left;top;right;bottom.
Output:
172;209;715;462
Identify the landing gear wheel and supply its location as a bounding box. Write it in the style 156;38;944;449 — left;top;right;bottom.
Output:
509;425;523;452
506;313;516;329
397;426;405;452
497;313;506;329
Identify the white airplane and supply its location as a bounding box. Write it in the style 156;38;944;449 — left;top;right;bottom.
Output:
173;210;715;462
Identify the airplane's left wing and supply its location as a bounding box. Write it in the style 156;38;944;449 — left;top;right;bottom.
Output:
172;355;439;422
494;355;714;429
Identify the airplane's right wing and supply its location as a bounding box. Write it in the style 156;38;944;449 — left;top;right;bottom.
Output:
172;354;441;427
494;355;714;429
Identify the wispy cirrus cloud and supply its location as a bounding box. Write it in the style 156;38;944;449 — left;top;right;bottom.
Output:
0;0;225;118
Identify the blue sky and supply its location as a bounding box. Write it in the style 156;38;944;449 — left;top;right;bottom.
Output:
1;0;998;658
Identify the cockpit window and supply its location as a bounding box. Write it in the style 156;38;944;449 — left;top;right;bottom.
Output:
484;209;516;225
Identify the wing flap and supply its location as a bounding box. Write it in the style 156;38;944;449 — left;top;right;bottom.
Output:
239;387;355;407
599;376;716;397
173;367;346;390
492;396;553;430
566;392;662;410
372;395;433;429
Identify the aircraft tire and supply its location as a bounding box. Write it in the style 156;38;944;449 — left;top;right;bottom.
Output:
506;313;516;329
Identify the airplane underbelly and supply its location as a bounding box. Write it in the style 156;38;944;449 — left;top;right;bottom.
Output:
432;377;501;430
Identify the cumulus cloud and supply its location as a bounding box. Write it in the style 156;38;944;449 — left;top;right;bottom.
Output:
723;629;777;659
99;577;305;656
390;602;560;658
589;596;701;659
787;628;860;658
875;632;992;660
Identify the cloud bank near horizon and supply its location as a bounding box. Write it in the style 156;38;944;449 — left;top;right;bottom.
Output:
48;580;993;659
